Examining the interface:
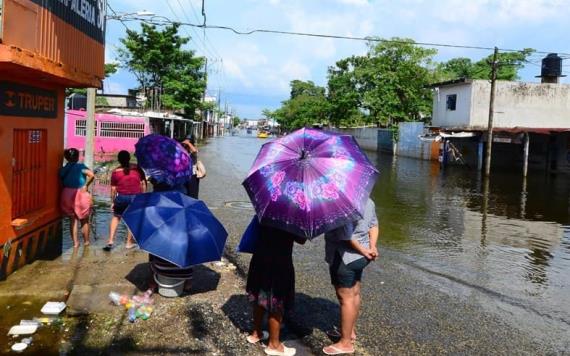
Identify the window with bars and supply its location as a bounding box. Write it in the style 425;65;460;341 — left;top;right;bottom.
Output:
99;121;145;138
75;119;87;136
12;129;47;219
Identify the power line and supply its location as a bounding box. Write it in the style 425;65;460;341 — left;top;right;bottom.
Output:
121;15;570;57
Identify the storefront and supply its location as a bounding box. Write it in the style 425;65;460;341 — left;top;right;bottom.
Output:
0;0;105;278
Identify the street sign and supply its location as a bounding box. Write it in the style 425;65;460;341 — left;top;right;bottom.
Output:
0;82;57;118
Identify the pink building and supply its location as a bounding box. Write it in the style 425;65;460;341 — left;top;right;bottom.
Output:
65;110;150;161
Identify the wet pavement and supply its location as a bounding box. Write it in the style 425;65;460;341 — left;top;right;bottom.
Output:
1;131;569;354
200;132;570;355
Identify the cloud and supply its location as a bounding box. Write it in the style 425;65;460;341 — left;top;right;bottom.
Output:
107;0;570;119
337;0;369;5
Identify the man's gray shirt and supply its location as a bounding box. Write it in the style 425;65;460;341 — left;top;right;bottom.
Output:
325;198;378;265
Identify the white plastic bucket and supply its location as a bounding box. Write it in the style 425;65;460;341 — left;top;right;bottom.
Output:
154;273;185;298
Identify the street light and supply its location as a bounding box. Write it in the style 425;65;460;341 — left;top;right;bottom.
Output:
106;10;156;20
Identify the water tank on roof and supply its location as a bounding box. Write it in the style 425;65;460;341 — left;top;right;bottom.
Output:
541;53;563;78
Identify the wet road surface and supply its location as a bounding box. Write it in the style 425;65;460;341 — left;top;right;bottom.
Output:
200;132;570;354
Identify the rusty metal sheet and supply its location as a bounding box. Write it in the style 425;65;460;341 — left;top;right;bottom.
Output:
1;0;104;85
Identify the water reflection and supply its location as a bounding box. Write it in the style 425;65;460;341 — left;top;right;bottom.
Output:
83;134;570;327
369;150;569;322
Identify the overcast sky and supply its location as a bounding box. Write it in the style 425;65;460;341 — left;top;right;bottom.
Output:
105;0;570;119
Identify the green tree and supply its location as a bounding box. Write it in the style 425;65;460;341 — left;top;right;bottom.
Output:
266;80;330;130
327;56;365;127
118;23;206;116
438;49;535;81
349;38;437;126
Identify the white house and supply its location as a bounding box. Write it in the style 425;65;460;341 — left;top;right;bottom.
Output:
432;79;570;130
431;78;570;175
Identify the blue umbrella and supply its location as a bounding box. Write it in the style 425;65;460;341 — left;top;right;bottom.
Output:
122;191;228;267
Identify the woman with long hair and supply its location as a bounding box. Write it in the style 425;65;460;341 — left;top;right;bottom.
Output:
59;148;95;248
103;150;146;251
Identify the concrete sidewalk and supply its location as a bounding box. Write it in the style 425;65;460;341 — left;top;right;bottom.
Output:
0;238;269;355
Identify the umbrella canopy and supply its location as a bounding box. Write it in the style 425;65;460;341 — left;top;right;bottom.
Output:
243;127;379;238
122;191;228;267
135;134;192;187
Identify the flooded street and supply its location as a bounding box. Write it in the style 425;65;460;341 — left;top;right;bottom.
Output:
204;132;570;348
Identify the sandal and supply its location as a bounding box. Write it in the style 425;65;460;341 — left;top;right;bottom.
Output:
102;244;113;252
322;344;354;355
125;243;136;249
246;330;269;344
264;344;296;356
326;328;356;343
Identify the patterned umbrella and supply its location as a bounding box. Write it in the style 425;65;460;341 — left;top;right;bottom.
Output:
243;128;379;238
135;134;192;187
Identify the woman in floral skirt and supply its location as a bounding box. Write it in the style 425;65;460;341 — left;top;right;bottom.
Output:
246;224;306;356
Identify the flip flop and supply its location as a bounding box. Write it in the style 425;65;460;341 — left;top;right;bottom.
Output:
246;330;269;344
125;243;136;249
326;329;356;342
264;344;296;356
322;345;354;355
102;244;113;252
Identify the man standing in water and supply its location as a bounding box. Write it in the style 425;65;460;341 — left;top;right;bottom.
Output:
323;198;379;355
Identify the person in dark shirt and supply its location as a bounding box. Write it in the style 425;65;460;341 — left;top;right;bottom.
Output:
246;224;306;356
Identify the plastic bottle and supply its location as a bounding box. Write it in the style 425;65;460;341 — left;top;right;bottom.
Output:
108;292;121;306
128;306;136;323
119;295;129;305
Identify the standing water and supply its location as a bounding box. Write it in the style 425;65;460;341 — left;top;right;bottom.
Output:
206;133;570;344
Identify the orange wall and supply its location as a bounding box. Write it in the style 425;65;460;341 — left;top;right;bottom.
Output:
0;75;64;245
1;0;104;87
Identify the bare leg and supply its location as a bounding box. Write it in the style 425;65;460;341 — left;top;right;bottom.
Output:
324;286;357;353
267;311;284;351
80;218;90;245
107;216;120;245
70;217;79;248
125;230;136;248
352;282;361;341
248;305;265;341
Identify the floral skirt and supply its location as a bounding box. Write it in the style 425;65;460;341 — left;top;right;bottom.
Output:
246;254;295;315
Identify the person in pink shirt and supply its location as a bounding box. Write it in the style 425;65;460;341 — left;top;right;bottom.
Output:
103;151;146;251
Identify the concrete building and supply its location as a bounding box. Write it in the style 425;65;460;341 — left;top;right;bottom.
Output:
433;79;570;130
431;73;570;175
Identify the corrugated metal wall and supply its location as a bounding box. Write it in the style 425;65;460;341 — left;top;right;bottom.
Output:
36;2;105;78
3;0;104;80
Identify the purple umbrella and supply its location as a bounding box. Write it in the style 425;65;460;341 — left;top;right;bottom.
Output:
135;134;192;187
242;128;379;238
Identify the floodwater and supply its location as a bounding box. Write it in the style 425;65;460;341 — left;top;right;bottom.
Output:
50;131;570;349
206;132;570;342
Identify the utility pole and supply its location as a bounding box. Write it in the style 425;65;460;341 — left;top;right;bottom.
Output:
85;88;96;169
484;47;499;176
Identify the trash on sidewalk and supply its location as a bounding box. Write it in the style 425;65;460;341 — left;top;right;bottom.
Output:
19;320;41;327
33;317;59;325
109;289;155;322
136;305;154;320
11;342;28;352
40;302;66;315
7;324;37;336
